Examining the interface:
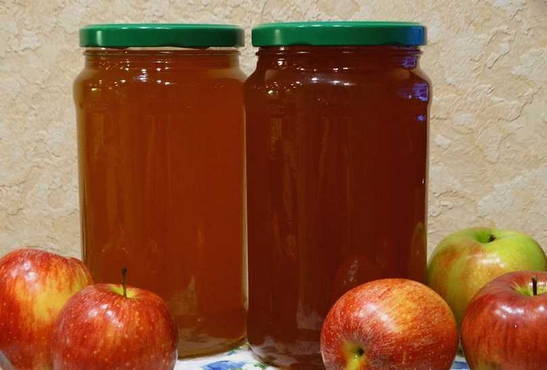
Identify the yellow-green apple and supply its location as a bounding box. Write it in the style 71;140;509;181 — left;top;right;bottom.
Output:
320;279;458;370
428;227;546;326
0;248;93;369
52;281;178;369
462;271;547;369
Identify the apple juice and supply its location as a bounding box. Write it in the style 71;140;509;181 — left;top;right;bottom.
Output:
75;24;246;358
245;22;430;368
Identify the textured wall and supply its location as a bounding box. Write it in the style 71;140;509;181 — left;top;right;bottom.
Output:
0;0;546;259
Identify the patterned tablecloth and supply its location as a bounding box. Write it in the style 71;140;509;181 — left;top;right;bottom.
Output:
176;344;470;370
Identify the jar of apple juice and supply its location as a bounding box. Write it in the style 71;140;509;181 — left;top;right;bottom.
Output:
75;24;246;358
245;22;430;368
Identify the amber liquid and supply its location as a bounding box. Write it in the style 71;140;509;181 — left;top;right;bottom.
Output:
245;46;430;368
75;49;246;358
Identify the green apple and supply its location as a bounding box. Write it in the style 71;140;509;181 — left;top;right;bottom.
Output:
427;227;546;326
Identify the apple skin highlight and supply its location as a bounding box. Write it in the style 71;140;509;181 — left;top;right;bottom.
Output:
0;248;93;370
52;283;178;370
320;279;458;370
462;271;547;370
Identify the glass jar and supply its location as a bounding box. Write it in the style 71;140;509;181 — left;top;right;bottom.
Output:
75;24;246;358
245;22;430;368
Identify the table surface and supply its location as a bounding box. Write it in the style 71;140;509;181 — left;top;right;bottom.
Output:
176;344;470;369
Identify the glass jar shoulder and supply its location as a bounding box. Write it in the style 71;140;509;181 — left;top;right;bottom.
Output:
244;65;430;103
75;64;245;94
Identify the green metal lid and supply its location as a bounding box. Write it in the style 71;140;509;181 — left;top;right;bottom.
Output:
80;24;244;48
252;21;426;47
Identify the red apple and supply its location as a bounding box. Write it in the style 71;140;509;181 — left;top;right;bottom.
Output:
428;227;546;326
0;248;93;369
52;280;178;369
462;271;547;369
320;279;458;370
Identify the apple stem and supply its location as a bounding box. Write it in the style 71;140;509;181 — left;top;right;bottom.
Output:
121;267;128;298
488;234;496;242
532;276;538;296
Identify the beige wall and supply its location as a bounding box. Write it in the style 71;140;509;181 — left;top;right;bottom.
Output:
0;0;546;259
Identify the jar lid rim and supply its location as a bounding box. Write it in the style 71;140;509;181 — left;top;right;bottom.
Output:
252;21;426;47
80;24;244;48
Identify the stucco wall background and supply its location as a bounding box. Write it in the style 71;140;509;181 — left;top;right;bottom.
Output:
0;0;546;259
